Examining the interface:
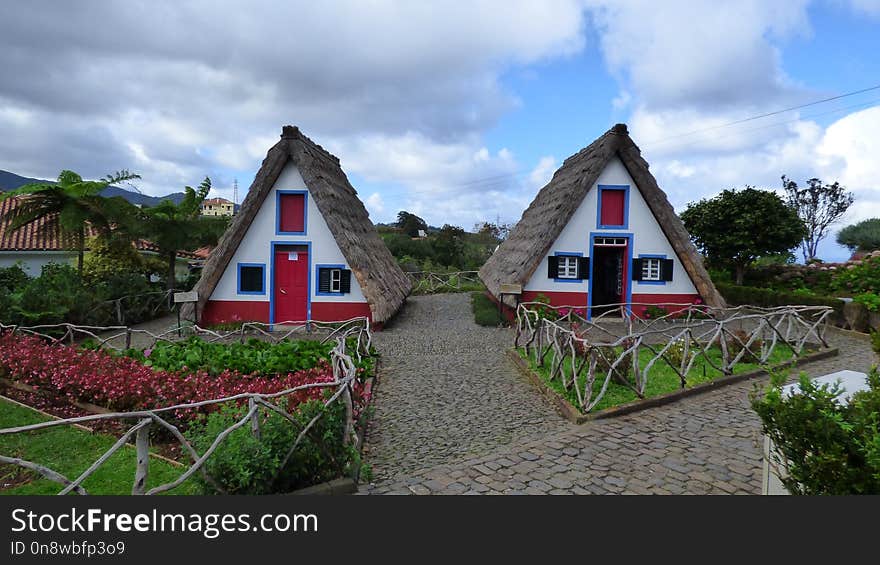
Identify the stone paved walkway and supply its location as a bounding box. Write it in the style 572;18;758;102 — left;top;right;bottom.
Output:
362;294;571;480
362;294;877;494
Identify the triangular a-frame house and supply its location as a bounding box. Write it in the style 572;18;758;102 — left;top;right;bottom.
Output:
187;125;411;326
479;123;723;317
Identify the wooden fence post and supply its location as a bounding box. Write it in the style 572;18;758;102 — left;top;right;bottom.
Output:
248;398;261;440
132;419;151;495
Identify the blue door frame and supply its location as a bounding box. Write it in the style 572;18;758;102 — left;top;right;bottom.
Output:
587;232;633;319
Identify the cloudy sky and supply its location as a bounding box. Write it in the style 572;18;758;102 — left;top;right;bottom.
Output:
1;0;878;261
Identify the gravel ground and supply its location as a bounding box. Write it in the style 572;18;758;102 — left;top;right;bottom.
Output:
362;293;572;481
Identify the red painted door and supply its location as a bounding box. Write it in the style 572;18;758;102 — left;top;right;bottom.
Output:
274;246;309;323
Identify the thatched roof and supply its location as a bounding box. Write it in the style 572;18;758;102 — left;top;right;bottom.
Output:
479;123;724;307
186;126;411;323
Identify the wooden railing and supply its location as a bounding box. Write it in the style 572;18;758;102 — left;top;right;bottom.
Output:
406;271;483;294
514;302;833;412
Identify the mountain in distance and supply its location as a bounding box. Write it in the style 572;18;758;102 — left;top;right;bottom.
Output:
0;169;186;207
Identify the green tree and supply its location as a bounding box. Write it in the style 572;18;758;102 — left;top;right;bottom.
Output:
837;218;880;252
0;170;140;275
680;187;806;285
395;210;428;237
137;177;228;295
782;175;854;262
433;224;466;267
82;234;146;281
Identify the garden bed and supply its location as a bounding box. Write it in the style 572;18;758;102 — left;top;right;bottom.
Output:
0;330;379;494
509;345;839;424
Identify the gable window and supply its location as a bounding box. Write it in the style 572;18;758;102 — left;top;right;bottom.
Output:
237;263;265;295
548;254;589;282
277;191;307;234
641;258;662;281
632;256;674;284
317;265;352;295
558;256;579;279
597;186;629;229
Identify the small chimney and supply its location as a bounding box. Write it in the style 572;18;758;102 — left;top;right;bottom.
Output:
612;123;628;135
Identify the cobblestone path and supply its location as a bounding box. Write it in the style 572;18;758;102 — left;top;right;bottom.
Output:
362;294;571;480
362;294;877;494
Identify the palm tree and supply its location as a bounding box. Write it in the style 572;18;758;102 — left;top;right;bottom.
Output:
0;170;141;276
138;177;228;296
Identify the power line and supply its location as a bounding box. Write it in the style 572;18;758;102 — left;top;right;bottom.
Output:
368;83;880;203
646;83;880;144
646;96;880;153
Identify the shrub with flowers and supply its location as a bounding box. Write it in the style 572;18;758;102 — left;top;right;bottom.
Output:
0;332;372;420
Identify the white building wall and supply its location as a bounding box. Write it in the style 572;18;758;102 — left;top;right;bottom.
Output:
209;163;367;304
0;252;76;276
524;156;698;295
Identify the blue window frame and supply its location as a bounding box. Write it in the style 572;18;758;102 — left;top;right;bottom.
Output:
237;263;266;295
637;254;667;286
315;263;346;295
275;190;309;235
553;251;585;283
595;184;630;230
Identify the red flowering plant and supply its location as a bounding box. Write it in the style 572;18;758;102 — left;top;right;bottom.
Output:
0;332;371;422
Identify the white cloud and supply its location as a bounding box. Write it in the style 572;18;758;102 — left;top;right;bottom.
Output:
587;0;811;111
365;192;385;218
0;1;591;200
847;0;880;16
529;156;558;188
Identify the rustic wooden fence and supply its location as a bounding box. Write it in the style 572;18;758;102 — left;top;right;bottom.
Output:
515;302;834;413
406;271;483;294
0;317;371;495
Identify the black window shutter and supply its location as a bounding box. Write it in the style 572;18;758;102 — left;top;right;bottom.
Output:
318;268;331;293
577;257;590;280
340;269;352;293
632;258;644;281
547;256;559;279
661;259;674;282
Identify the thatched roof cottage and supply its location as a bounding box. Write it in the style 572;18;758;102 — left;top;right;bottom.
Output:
479;123;723;317
187;126;410;326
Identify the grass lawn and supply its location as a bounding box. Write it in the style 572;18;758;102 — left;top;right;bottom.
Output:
522;343;798;413
471;292;508;327
0;398;199;495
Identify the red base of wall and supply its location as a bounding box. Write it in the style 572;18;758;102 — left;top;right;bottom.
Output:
200;300;372;326
310;302;372;322
201;300;270;325
630;293;702;317
498;290;703;319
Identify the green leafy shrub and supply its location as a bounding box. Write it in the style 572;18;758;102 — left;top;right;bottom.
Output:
0;264;29;292
593;345;633;382
831;256;880;295
853;293;880;312
664;339;688;368
11;263;105;326
528;293;560;321
643;305;668;320
117;336;340;376
186;398;354;494
750;368;880;494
